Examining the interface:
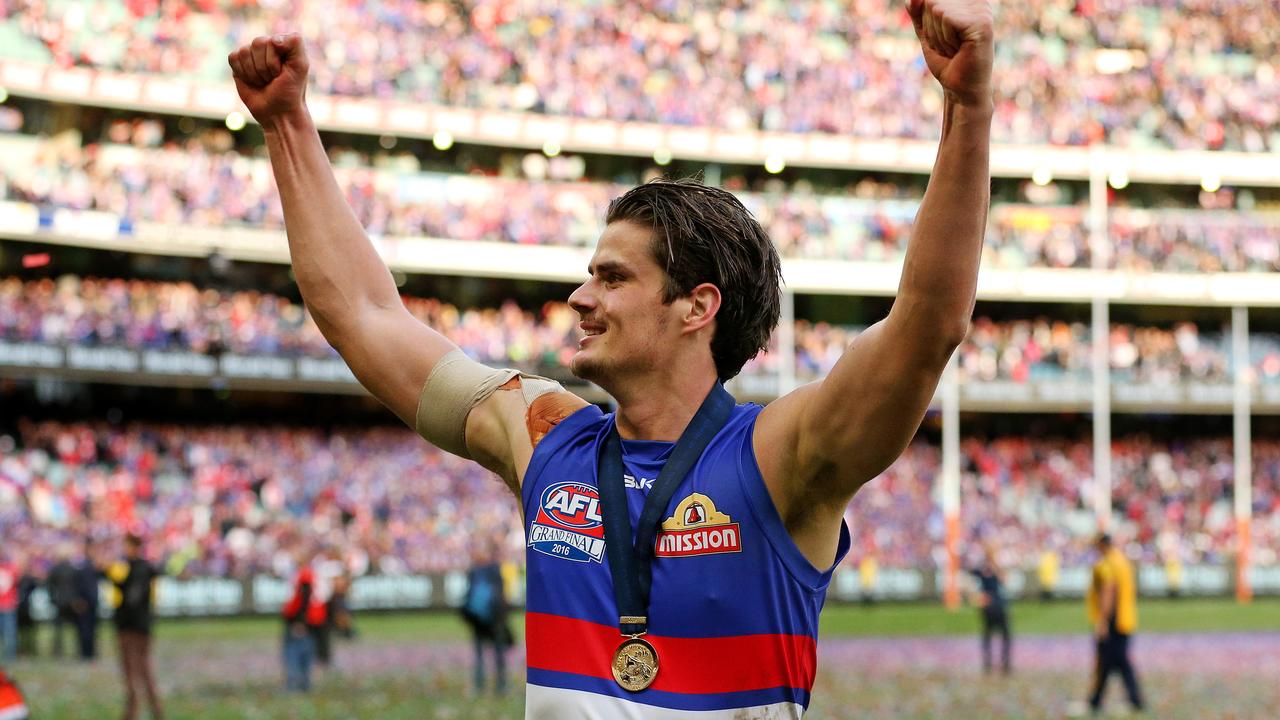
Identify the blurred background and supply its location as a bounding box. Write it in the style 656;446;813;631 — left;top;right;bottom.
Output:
0;0;1278;718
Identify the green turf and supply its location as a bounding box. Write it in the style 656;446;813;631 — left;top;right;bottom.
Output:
12;597;1278;720
152;596;1280;643
818;596;1280;637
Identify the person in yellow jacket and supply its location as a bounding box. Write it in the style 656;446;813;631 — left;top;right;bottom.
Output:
1084;533;1144;714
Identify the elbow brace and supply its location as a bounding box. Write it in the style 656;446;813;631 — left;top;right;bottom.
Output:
414;349;565;458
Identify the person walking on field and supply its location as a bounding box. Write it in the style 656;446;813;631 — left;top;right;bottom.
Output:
106;534;164;720
461;542;513;696
1085;533;1144;715
968;544;1010;675
229;1;994;715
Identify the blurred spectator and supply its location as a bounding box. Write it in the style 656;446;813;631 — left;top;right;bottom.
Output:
105;533;164;720
461;538;513;696
967;543;1011;676
0;551;17;663
45;547;76;658
281;557;326;693
71;539;100;660
15;559;38;658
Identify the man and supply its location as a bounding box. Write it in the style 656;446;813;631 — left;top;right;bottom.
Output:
281;556;327;692
1085;533;1144;715
45;546;77;658
968;544;1010;675
71;540;101;661
0;551;17;663
461;540;514;696
15;558;39;658
106;534;164;720
229;0;993;715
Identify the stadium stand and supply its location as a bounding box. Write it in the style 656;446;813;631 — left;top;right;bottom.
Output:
2;420;1276;580
2;130;1278;269
1;0;1277;150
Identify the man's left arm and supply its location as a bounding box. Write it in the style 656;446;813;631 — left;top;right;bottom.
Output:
756;0;993;565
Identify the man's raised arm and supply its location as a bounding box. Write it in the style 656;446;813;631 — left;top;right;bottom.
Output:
756;0;993;564
228;35;583;486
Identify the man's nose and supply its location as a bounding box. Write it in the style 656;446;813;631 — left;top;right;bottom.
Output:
568;281;594;315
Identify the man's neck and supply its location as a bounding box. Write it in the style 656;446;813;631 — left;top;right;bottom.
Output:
610;370;719;442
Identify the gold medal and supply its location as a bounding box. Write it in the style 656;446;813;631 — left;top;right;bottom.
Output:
611;637;659;692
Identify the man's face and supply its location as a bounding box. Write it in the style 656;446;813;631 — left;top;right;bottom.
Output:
568;221;682;385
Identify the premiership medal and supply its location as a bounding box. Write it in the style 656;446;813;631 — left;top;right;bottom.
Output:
612;637;659;692
597;384;735;695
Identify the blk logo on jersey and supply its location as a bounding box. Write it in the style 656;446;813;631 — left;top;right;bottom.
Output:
655;492;742;557
528;481;606;563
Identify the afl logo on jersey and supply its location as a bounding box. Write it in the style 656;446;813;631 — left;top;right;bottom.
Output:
528;482;606;563
655;492;742;557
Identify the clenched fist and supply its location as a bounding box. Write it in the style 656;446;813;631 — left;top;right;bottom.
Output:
908;0;994;108
228;33;311;129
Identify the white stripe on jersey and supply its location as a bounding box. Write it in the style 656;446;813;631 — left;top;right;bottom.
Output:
526;684;804;720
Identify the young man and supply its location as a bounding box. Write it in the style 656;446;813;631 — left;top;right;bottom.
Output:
229;1;993;715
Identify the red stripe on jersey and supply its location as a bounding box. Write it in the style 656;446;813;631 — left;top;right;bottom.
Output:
526;612;817;694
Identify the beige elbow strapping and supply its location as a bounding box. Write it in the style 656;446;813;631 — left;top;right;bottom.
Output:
413;350;564;458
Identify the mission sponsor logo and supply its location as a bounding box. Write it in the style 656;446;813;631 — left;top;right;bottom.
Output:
528;481;606;563
655;493;742;558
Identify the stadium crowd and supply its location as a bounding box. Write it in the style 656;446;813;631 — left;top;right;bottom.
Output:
849;435;1280;571
1;420;1275;586
2;131;1278;271
3;0;1278;151
5;275;1277;385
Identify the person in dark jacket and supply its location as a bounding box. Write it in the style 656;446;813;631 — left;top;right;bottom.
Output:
461;542;512;696
15;556;39;659
106;534;164;720
969;544;1012;675
46;546;78;658
71;540;101;661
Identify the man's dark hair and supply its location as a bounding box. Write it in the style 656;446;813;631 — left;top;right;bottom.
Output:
1096;533;1112;549
605;178;782;381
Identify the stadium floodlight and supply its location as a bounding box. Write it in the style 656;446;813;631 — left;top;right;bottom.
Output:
653;148;673;166
1108;169;1130;190
379;135;397;149
225;111;247;131
1201;173;1222;193
432;130;455;151
542;140;562;157
764;154;786;174
1031;167;1053;186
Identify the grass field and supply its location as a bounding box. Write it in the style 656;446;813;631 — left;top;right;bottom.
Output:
9;598;1280;719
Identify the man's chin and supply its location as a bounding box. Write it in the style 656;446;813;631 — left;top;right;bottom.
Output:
569;354;596;381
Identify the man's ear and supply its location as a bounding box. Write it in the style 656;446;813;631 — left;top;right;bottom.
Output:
685;282;721;334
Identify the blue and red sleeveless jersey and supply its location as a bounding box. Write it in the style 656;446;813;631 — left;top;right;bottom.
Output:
522;401;850;719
